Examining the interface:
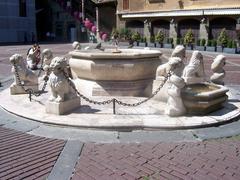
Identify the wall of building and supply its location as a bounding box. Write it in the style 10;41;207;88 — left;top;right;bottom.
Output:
118;0;240;12
0;0;36;43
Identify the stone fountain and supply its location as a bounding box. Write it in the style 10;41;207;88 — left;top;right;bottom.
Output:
0;44;239;129
69;48;162;97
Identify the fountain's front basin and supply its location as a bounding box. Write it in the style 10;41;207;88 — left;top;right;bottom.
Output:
181;83;229;115
69;49;162;96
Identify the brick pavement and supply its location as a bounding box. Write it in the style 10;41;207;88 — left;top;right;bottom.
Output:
0;126;66;180
72;138;240;180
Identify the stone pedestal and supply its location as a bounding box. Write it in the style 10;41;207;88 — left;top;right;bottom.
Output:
10;84;38;95
152;78;171;102
46;98;81;115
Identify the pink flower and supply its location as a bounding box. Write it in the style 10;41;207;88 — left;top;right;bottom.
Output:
91;26;97;33
101;33;108;41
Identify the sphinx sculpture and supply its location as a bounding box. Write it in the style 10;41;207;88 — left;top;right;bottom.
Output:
165;57;186;117
182;50;205;84
9;54;38;94
210;54;226;85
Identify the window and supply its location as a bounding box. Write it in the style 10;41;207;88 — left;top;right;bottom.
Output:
19;0;27;17
123;0;129;10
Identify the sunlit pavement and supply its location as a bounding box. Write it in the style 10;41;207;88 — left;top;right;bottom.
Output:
0;43;240;180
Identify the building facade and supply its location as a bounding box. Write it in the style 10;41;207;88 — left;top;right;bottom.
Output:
116;0;240;44
40;0;116;42
0;0;36;43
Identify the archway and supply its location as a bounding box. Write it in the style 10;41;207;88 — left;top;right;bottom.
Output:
151;19;169;39
178;19;200;41
126;20;144;36
209;17;236;39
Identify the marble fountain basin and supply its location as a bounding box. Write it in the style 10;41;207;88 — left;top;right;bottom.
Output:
181;83;229;115
69;49;162;96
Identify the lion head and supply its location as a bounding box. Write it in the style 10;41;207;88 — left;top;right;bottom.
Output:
10;54;26;68
50;56;68;74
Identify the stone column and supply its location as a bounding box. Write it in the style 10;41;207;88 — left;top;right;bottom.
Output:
199;18;209;44
169;19;178;46
96;6;101;42
144;19;151;41
116;14;126;30
82;0;85;21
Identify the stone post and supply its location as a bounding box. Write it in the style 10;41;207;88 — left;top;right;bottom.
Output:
199;18;209;44
82;0;85;21
169;19;178;46
96;6;101;42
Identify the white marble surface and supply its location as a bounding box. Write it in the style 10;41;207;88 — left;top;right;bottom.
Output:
0;87;240;129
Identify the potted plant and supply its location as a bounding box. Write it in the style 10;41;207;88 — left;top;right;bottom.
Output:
164;38;174;48
195;39;206;51
223;39;237;54
155;30;164;48
118;28;132;46
148;36;156;47
131;32;141;46
139;36;147;47
206;39;216;52
184;28;194;50
217;28;228;52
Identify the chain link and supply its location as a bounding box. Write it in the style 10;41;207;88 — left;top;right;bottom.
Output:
13;62;49;101
63;70;173;107
63;72;114;105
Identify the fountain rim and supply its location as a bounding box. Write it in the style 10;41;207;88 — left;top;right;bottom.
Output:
69;49;162;60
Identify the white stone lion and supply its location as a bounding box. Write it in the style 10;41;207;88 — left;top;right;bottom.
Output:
42;49;53;71
210;54;226;85
182;50;205;84
48;56;77;102
10;54;38;86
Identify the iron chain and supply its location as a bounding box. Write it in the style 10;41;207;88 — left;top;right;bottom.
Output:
13;62;49;101
64;70;173;107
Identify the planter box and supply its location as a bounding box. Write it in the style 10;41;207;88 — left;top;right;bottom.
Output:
186;45;194;50
118;42;130;47
163;43;173;49
134;42;139;46
216;46;223;52
139;42;147;47
155;43;163;48
206;46;216;52
195;46;205;51
148;42;156;48
223;48;236;54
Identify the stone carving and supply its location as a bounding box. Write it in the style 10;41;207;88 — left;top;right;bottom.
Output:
48;57;78;102
210;54;226;85
9;54;38;94
46;56;80;115
72;41;81;50
42;49;53;71
165;57;186;117
27;44;41;70
156;45;186;79
153;45;186;102
182;50;205;84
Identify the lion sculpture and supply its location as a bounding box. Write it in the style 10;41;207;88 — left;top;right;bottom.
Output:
182;50;205;84
210;54;226;85
42;49;53;71
10;54;38;86
48;56;77;102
